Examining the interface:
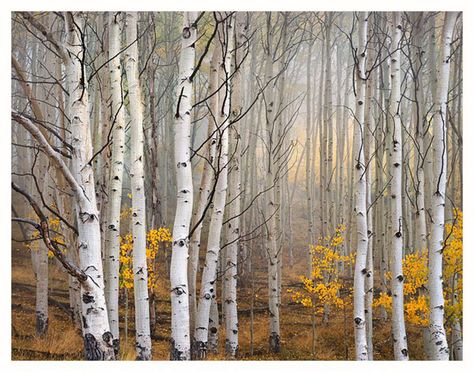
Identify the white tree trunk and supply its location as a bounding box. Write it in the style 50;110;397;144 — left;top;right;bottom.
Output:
170;11;197;361
188;45;219;339
264;12;280;353
411;13;428;253
104;12;126;354
125;11;152;360
66;12;115;360
353;11;369;361
208;293;219;354
363;29;374;359
194;14;233;359
428;11;457;361
305;41;314;278
35;232;49;336
224;12;245;358
388;11;409;361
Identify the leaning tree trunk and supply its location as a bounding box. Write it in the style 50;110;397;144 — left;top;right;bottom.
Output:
125;11;152;360
103;12;126;355
194;14;233;359
65;12;115;360
388;11;409;361
170;11;197;361
427;11;457;361
352;11;369;361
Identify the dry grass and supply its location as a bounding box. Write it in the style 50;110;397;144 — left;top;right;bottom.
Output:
11;242;427;361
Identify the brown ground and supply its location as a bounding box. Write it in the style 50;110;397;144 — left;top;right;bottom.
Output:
11;235;427;361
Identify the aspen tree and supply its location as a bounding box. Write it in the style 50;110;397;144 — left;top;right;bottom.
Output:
427;11;457;361
388;11;409;360
125;11;152;360
410;12;428;253
264;12;281;353
188;45;220;339
224;11;246;358
305;39;315;278
353;11;369;361
170;11;197;361
65;12;115;360
363;23;375;359
194;13;233;359
103;12;126;354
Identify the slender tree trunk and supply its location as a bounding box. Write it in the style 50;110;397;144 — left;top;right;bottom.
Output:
188;45;220;340
194;13;233;359
103;12;126;355
353;11;369;361
364;28;374;359
224;11;245;359
264;12;281;354
427;11;457;361
170;11;197;361
388;11;409;361
125;11;152;360
305;41;315;277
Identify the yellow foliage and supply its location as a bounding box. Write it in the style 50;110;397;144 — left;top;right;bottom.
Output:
290;225;350;316
119;227;172;291
373;209;462;327
444;209;463;324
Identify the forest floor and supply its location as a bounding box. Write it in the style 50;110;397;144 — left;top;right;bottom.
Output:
11;241;427;361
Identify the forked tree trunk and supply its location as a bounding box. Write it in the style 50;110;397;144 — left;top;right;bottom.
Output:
194;14;233;359
188;45;220;339
170;11;197;361
427;11;457;361
66;12;115;360
104;12;126;355
125;11;152;360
